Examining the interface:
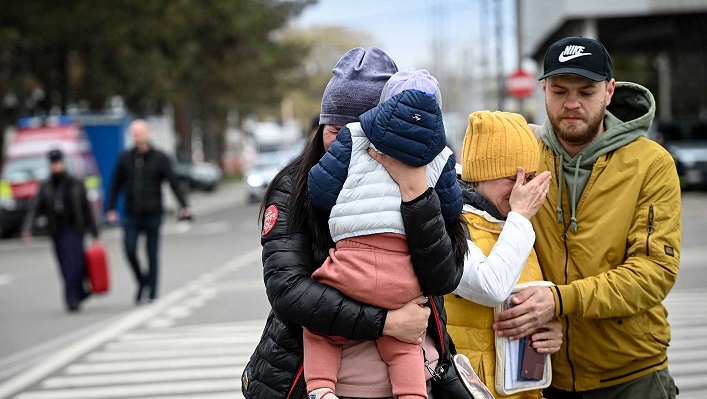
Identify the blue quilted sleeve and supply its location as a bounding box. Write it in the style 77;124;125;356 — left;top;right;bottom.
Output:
307;127;353;213
434;152;463;223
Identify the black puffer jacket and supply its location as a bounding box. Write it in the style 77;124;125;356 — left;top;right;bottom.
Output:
22;173;99;238
108;147;188;216
242;172;462;398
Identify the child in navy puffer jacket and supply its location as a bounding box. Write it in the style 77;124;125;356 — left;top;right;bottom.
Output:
305;69;462;399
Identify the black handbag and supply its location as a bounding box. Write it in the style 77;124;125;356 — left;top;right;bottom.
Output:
429;352;495;399
426;295;495;399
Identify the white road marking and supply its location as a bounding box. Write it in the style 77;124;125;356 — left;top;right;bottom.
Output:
0;248;261;399
0;274;13;287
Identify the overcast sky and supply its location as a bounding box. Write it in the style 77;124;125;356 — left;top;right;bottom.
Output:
292;0;518;73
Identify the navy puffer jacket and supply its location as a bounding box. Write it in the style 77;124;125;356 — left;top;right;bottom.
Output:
362;89;446;167
308;89;462;225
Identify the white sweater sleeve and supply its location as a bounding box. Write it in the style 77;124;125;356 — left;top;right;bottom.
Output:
453;211;536;307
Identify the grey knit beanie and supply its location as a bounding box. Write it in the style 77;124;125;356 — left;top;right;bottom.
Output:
319;46;398;126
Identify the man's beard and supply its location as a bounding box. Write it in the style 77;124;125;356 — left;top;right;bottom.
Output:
549;107;605;147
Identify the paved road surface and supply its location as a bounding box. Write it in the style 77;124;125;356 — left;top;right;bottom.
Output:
0;185;704;398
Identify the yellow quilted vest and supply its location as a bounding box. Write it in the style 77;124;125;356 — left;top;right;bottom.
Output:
445;212;544;399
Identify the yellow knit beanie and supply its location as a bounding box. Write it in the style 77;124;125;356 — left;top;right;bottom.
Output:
461;110;539;182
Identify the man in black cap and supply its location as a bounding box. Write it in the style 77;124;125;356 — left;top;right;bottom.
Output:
493;36;681;398
22;149;100;312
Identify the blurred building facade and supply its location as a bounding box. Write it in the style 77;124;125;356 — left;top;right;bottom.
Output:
521;0;707;124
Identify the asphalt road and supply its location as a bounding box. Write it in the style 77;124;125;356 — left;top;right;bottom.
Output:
0;183;704;398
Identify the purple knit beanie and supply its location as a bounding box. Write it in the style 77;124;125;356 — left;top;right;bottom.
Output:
380;68;442;108
319;47;398;126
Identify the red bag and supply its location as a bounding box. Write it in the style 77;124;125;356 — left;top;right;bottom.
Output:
85;242;110;294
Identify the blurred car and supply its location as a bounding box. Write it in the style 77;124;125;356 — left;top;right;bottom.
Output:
244;147;303;203
651;119;707;190
190;162;222;191
0;116;103;238
173;160;222;192
173;159;193;194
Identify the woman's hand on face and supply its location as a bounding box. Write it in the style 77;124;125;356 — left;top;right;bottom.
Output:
382;296;430;344
508;167;551;220
529;320;563;354
367;148;428;202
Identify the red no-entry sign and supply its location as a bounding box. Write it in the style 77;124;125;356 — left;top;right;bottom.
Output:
506;69;535;99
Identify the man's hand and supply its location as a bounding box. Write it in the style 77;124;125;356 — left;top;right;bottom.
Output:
178;207;192;220
367;148;428;201
21;231;32;244
106;210;119;224
529;320;562;354
383;296;430;344
493;286;556;341
509;167;551;220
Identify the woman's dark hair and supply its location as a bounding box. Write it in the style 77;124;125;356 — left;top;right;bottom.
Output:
447;218;469;268
259;125;333;249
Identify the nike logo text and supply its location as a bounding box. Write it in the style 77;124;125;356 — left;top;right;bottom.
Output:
558;45;592;62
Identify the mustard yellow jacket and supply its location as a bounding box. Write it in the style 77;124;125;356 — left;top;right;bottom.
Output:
446;212;544;399
535;86;681;390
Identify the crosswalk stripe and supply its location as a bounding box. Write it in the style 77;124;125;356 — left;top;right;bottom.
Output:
42;367;242;388
14;380;241;399
102;336;258;348
65;356;250;374
11;320;262;397
131;394;243;399
664;290;707;397
85;347;247;361
11;288;707;399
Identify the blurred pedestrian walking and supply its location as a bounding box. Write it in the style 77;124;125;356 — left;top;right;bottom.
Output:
107;120;190;304
22;149;100;312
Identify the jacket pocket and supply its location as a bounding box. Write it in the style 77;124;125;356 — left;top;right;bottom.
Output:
639;202;680;273
646;204;654;256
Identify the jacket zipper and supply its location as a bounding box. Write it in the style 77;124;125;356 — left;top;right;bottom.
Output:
646;204;655;256
562;228;577;391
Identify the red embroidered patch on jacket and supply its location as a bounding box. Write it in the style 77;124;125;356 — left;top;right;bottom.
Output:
262;205;279;236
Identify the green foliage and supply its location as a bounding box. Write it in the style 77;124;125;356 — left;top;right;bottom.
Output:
280;25;374;130
0;0;314;156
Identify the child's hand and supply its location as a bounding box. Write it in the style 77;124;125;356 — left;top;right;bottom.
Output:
367;148;427;201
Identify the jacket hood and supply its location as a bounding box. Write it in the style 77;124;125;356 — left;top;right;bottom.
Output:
541;81;655;167
359;89;446;167
605;81;655;136
540;81;656;232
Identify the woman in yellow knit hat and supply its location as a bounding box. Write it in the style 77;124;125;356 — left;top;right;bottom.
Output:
445;110;563;398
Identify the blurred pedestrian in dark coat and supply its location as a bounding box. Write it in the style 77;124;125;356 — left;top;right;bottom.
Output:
106;120;190;304
22;149;99;312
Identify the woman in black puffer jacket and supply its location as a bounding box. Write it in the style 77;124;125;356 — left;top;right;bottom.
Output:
242;47;468;399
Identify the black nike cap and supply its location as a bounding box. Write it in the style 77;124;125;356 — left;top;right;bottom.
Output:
539;36;612;82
